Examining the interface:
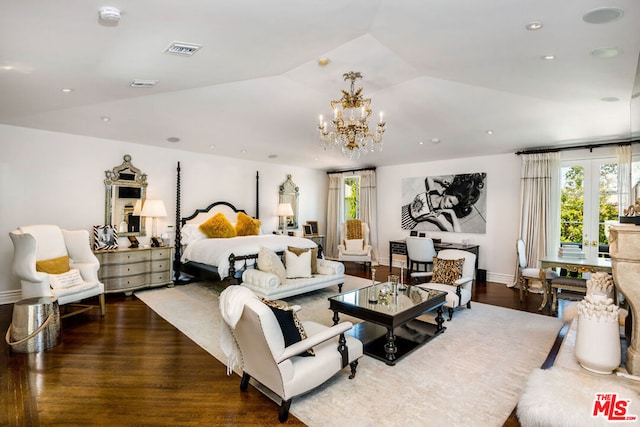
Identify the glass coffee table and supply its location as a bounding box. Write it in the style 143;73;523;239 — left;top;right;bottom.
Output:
328;283;447;366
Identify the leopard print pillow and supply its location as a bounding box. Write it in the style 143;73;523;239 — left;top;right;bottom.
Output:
431;257;465;285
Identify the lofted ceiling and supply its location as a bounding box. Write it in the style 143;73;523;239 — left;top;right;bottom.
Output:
1;0;639;170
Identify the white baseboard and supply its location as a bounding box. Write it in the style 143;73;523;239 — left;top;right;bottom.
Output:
0;289;22;305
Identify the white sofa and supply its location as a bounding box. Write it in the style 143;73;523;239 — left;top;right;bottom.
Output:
240;258;345;300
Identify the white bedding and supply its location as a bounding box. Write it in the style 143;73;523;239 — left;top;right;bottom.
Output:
181;234;317;278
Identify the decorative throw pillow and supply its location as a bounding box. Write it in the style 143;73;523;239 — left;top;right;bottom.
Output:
431;257;465;285
345;219;363;239
198;213;237;238
261;298;314;356
257;247;286;283
49;268;84;289
235;211;261;236
36;255;70;274
345;239;364;252
285;250;312;279
287;246;318;274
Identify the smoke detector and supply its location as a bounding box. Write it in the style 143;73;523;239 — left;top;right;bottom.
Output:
99;6;121;22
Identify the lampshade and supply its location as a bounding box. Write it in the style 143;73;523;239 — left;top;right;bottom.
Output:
277;203;293;217
140;199;167;218
132;199;143;215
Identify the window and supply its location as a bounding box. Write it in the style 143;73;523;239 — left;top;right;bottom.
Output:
559;159;618;258
343;176;360;221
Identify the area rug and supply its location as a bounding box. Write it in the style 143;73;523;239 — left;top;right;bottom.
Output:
136;276;563;427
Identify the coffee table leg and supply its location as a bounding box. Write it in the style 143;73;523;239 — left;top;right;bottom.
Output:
332;310;340;326
435;306;445;332
384;328;397;366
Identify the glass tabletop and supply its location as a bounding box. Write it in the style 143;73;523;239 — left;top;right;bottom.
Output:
329;283;446;315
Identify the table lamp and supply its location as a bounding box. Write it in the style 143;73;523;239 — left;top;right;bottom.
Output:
140;199;167;242
277;202;294;233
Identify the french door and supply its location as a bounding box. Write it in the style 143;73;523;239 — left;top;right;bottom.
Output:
559;158;618;258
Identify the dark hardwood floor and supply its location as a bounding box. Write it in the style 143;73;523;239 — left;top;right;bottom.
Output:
1;263;565;426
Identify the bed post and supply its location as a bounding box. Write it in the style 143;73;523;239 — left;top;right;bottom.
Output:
256;171;260;219
173;161;182;285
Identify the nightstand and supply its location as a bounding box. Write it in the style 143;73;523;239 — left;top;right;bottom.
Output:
93;246;174;295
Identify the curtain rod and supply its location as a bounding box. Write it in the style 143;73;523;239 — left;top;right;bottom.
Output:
326;166;376;175
515;139;640;156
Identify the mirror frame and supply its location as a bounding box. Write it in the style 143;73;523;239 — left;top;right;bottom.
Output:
279;174;299;230
104;154;148;237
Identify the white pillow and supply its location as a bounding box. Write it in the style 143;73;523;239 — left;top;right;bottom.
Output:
345;238;364;251
181;224;208;245
285;249;312;279
257;247;286;283
49;268;84;289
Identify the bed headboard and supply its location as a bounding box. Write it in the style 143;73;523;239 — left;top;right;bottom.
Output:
180;201;247;227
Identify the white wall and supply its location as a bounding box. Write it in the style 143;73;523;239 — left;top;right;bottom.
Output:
0;125;327;302
375;153;521;284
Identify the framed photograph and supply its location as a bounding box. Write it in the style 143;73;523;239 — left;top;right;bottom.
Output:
287;231;295;237
303;224;313;236
410;231;418;237
418;232;427;238
151;237;163;247
127;236;139;248
307;220;319;235
93;225;118;250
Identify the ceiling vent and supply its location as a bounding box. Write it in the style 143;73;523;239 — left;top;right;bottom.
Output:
130;80;158;88
164;41;203;56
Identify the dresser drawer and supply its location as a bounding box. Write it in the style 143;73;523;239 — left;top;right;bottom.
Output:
150;260;170;273
100;262;148;278
151;248;172;261
149;271;172;285
99;250;151;265
103;274;149;291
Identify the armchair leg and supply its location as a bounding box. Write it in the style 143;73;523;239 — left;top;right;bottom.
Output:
447;307;453;321
99;293;106;316
466;301;471;309
349;360;359;379
279;399;292;422
240;372;250;391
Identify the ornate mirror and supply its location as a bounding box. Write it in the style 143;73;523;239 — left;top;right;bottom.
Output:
104;154;148;237
279;174;299;230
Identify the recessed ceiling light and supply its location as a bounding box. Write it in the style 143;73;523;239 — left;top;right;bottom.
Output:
431;138;441;144
166;137;180;143
542;55;556;60
1;65;14;71
61;88;73;93
209;144;216;149
318;57;330;66
583;7;624;24
486;130;494;135
419;141;424;145
601;97;620;102
314;157;319;161
591;47;622;58
241;149;247;154
525;21;543;31
101;116;110;122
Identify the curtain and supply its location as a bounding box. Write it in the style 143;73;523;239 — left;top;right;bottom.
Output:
324;173;343;259
359;169;378;264
617;145;632;215
513;152;560;286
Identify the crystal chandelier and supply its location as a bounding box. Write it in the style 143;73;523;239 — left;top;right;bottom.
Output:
317;71;386;160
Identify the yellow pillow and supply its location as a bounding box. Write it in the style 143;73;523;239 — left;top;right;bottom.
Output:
199;213;237;238
36;255;70;274
235;212;261;236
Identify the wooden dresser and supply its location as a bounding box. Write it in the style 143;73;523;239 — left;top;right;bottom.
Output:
94;246;174;295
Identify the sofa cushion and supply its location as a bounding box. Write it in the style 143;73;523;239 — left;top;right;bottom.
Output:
261;299;314;356
287;246;318;274
431;257;464;285
258;246;286;283
285;249;312;279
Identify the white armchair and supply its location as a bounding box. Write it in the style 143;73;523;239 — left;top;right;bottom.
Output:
415;249;476;320
9;225;106;317
219;286;362;422
337;220;372;270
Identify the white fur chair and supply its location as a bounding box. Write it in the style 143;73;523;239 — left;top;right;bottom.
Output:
9;225;106;317
337;220;372;270
415;249;476;320
219;286;362;422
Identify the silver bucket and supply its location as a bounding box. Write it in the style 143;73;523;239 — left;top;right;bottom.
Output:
5;296;61;353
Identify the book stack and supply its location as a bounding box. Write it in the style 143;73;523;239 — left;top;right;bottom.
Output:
558;244;586;259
